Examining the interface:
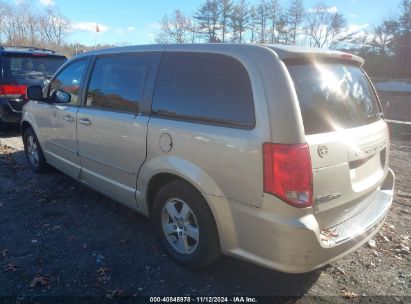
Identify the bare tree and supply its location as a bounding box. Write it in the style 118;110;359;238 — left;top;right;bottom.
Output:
4;0;39;46
155;10;193;44
0;0;71;52
39;7;70;46
288;0;305;45
305;3;346;48
395;0;411;77
399;0;411;33
189;19;199;43
0;1;10;44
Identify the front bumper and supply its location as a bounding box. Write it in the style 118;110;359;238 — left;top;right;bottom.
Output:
210;168;395;273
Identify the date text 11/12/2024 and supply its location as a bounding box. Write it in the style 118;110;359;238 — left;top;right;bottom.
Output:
149;296;258;303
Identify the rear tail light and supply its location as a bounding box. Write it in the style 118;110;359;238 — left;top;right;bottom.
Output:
263;143;313;208
0;85;28;99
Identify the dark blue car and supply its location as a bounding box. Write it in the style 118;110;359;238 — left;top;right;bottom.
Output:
0;46;66;127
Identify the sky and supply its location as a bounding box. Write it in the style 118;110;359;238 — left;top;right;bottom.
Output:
7;0;405;46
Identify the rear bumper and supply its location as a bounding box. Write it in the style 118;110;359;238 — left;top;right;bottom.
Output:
0;98;22;124
211;169;395;273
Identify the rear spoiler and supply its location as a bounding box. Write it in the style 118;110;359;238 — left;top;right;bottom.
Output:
268;47;364;66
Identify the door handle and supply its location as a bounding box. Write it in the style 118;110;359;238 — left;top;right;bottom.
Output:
78;117;92;126
63;115;74;122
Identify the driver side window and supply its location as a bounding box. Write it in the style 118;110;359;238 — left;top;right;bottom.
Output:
49;59;88;105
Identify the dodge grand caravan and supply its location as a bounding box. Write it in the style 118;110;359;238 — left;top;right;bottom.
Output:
21;44;395;273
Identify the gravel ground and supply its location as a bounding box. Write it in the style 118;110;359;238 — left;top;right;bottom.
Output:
0;125;410;303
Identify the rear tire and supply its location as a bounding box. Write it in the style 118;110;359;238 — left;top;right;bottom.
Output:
23;127;48;173
152;180;220;268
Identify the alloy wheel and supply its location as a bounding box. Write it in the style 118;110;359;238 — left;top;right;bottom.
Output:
161;198;200;255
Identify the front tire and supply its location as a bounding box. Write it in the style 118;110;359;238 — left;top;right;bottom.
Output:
23;127;47;173
152;180;220;268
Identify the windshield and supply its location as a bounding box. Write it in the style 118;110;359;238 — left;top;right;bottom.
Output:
287;62;382;135
1;55;66;86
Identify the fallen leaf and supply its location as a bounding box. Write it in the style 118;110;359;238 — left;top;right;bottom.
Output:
341;288;358;299
53;225;62;231
335;266;346;275
2;249;8;258
381;235;390;243
30;274;51;288
106;288;124;299
117;239;129;246
4;263;18;272
368;239;377;248
96;267;111;284
320;229;338;241
96;267;109;276
394;255;403;260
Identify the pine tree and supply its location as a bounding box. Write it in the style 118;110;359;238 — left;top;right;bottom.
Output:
218;0;233;42
287;0;305;45
194;0;220;42
256;0;268;43
230;0;249;43
267;0;280;44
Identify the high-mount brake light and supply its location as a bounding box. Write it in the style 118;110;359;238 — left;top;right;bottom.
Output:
340;54;353;60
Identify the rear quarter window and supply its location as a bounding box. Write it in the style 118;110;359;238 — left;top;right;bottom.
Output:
152;52;255;129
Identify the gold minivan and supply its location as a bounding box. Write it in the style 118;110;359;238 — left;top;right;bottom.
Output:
21;44;395;273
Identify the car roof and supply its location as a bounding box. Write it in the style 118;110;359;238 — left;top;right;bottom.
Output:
0;46;66;57
72;43;363;65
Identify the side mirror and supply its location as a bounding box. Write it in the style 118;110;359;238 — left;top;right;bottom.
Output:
51;90;71;104
26;85;43;101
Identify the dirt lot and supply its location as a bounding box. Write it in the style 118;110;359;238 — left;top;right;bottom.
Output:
0;125;410;303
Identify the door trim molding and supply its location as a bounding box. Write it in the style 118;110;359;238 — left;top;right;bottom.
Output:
48;141;78;154
79;152;136;175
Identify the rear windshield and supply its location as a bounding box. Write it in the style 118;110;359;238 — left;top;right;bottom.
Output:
286;62;382;135
1;54;66;86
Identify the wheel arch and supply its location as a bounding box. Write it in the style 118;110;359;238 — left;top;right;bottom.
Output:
20;108;44;145
139;156;225;213
139;156;237;252
20;120;32;137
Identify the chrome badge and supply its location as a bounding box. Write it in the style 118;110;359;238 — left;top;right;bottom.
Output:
316;192;342;204
317;145;328;158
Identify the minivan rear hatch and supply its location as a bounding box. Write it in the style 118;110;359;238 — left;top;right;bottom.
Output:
285;58;389;232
